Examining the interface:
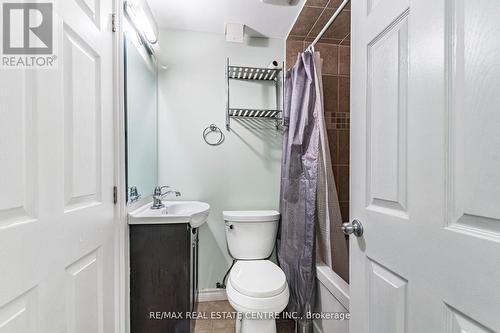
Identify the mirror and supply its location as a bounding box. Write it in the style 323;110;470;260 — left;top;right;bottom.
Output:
124;35;158;204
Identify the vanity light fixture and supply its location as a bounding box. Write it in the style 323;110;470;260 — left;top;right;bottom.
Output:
260;0;300;6
125;0;159;51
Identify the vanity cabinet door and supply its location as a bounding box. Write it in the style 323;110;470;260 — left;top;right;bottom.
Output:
130;224;191;333
190;228;199;313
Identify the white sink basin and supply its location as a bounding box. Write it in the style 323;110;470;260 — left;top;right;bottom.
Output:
128;201;210;228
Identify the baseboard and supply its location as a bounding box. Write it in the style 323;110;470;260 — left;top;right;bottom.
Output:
197;288;228;302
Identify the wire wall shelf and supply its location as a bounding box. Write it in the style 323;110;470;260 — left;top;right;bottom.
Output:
225;58;283;130
228;108;282;118
228;66;281;81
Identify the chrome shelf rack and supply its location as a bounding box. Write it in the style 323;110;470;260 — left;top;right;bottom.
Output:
225;58;282;130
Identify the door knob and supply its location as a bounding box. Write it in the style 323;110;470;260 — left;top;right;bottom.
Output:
342;219;364;237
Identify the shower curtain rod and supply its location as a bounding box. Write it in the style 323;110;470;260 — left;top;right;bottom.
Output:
309;0;350;48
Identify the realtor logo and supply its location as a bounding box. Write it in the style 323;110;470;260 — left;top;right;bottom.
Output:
1;1;57;68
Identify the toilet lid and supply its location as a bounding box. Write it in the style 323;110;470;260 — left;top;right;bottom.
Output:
229;260;287;298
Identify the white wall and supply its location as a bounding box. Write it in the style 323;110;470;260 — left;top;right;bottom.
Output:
157;28;284;290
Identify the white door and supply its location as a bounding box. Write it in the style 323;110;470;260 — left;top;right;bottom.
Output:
0;0;116;332
350;0;500;331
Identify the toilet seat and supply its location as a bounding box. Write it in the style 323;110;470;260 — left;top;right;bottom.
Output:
226;279;289;314
229;260;287;298
226;260;289;314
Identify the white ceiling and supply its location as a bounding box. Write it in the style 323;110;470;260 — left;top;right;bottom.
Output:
146;0;305;39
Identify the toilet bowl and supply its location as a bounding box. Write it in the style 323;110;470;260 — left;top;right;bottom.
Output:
223;210;289;333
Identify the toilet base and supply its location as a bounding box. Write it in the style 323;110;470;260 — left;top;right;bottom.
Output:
236;315;277;333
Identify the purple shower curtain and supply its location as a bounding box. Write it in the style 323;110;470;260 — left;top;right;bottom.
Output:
277;50;320;326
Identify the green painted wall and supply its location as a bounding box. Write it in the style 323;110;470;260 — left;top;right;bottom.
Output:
157;29;284;290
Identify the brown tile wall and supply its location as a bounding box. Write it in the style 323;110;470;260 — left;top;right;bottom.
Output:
288;0;351;44
285;3;350;283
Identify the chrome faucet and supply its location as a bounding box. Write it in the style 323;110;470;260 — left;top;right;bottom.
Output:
128;186;141;203
151;186;181;210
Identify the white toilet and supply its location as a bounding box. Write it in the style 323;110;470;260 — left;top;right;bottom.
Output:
223;210;289;333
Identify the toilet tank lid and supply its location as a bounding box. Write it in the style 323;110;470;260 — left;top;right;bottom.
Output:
223;210;280;222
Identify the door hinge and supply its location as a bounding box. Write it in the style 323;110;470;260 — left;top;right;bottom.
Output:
112;13;117;32
113;186;118;204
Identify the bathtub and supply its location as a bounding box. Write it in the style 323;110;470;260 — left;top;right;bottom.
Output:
313;265;350;333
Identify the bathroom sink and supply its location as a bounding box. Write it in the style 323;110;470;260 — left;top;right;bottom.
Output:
128;201;210;228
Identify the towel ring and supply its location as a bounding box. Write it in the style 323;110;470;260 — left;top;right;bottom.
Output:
203;124;225;146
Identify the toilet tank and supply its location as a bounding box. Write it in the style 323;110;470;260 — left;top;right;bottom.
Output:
223;210;280;260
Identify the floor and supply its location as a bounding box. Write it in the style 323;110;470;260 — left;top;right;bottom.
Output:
193;301;295;333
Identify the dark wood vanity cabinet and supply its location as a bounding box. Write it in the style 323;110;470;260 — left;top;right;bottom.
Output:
130;224;198;333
